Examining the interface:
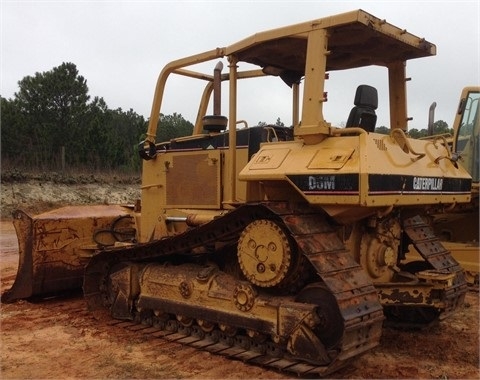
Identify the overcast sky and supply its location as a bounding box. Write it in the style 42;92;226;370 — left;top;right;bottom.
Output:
1;0;479;131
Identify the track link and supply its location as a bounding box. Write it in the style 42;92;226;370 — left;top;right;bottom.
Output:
265;203;384;361
402;215;468;318
107;312;349;377
84;202;384;376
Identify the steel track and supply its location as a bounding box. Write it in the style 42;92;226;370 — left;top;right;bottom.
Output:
83;203;465;376
402;214;468;318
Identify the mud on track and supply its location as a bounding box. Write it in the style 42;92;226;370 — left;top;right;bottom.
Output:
1;218;479;379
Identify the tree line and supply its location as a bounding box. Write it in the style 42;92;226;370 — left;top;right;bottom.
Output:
375;123;452;138
1;62;193;174
1;62;452;175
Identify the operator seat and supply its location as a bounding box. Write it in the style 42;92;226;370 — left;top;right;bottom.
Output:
346;85;378;132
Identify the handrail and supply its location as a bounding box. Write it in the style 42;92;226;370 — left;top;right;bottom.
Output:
432;135;459;164
390;128;425;162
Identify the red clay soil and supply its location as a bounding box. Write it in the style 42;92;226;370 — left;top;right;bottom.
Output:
1;219;479;379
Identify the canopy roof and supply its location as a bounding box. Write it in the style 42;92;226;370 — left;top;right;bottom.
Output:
227;9;435;77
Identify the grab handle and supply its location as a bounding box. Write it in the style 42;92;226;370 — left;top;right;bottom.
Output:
390;129;425;162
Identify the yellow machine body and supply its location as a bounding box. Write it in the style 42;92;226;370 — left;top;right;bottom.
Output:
430;87;479;285
3;9;474;376
139;10;470;240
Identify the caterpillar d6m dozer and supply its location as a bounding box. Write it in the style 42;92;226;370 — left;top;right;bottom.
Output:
3;9;472;376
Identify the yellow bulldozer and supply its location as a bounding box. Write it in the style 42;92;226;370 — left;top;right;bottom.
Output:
2;10;473;376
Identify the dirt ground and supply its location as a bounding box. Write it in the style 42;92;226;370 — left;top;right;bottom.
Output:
1;181;479;379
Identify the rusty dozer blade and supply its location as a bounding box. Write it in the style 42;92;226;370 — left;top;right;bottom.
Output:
1;205;136;303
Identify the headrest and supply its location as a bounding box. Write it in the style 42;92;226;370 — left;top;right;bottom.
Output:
354;85;378;109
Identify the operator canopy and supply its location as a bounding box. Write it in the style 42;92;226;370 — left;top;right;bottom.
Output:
229;10;435;86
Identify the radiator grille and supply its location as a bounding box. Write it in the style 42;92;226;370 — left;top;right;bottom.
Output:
166;153;220;208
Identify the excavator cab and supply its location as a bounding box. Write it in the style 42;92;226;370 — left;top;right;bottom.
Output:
454;87;480;183
428;87;480;285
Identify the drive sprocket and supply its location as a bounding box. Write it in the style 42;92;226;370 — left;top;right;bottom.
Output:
237;219;294;288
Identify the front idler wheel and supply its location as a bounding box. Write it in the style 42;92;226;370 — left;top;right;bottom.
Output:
295;283;344;351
